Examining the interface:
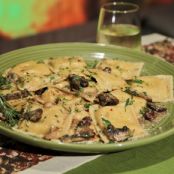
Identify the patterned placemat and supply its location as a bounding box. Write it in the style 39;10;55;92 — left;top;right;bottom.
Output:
144;39;174;63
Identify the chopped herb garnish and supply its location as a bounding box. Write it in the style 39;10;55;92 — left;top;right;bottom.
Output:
143;91;147;96
0;76;11;90
125;98;134;110
102;117;111;127
139;107;148;115
84;103;92;109
37;60;44;64
86;60;98;69
133;79;144;84
126;78;144;85
0;95;20;126
75;108;80;112
115;66;123;72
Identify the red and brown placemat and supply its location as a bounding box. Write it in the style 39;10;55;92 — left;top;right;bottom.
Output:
143;39;174;63
0;135;52;174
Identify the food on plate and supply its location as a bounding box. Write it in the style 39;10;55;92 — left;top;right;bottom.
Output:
0;57;173;144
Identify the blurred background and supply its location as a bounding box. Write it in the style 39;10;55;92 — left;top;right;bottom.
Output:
0;0;173;40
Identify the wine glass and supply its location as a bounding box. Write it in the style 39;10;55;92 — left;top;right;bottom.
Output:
97;2;141;50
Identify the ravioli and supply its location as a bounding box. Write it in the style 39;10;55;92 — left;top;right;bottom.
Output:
129;75;174;102
87;69;126;91
96;59;144;79
111;90;147;116
93;103;146;142
46;56;87;77
59;103;99;143
111;90;131;103
9;61;51;76
18;104;71;137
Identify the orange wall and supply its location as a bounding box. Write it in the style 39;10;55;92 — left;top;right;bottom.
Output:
0;0;87;39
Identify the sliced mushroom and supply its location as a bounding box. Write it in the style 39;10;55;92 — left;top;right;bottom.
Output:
147;102;167;112
22;108;43;122
143;108;156;121
68;74;88;91
94;92;119;106
4;89;30;101
77;116;92;128
34;87;48;95
103;125;131;142
74;129;95;139
60;128;96;142
103;67;111;73
143;102;167;121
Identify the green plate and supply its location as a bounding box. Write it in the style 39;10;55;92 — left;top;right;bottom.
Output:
0;43;174;153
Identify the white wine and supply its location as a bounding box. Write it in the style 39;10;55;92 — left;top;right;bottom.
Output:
97;24;141;50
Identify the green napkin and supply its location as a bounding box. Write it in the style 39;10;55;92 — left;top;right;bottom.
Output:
65;134;174;174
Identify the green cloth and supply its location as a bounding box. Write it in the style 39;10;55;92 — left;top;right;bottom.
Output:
65;134;174;174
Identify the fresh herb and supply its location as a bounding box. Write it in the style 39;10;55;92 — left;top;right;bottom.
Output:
102;117;111;127
133;79;144;84
0;76;11;90
86;60;98;69
126;78;144;85
37;60;44;64
125;98;134;110
142;91;147;96
68;107;72;113
0;95;20;126
124;87;138;96
76;86;84;96
75;108;80;113
81;69;85;73
124;87;152;102
139;107;147;115
84;103;92;110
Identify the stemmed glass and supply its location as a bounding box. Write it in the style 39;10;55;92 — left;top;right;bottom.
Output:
97;2;141;50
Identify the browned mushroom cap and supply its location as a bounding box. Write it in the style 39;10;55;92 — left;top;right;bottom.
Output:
103;125;131;142
102;67;112;73
34;87;48;95
60;128;96;143
94;92;119;106
142;108;156;121
77;116;92;128
142;102;167;121
147;102;167;113
22;108;43;122
68;74;89;91
4;89;31;101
